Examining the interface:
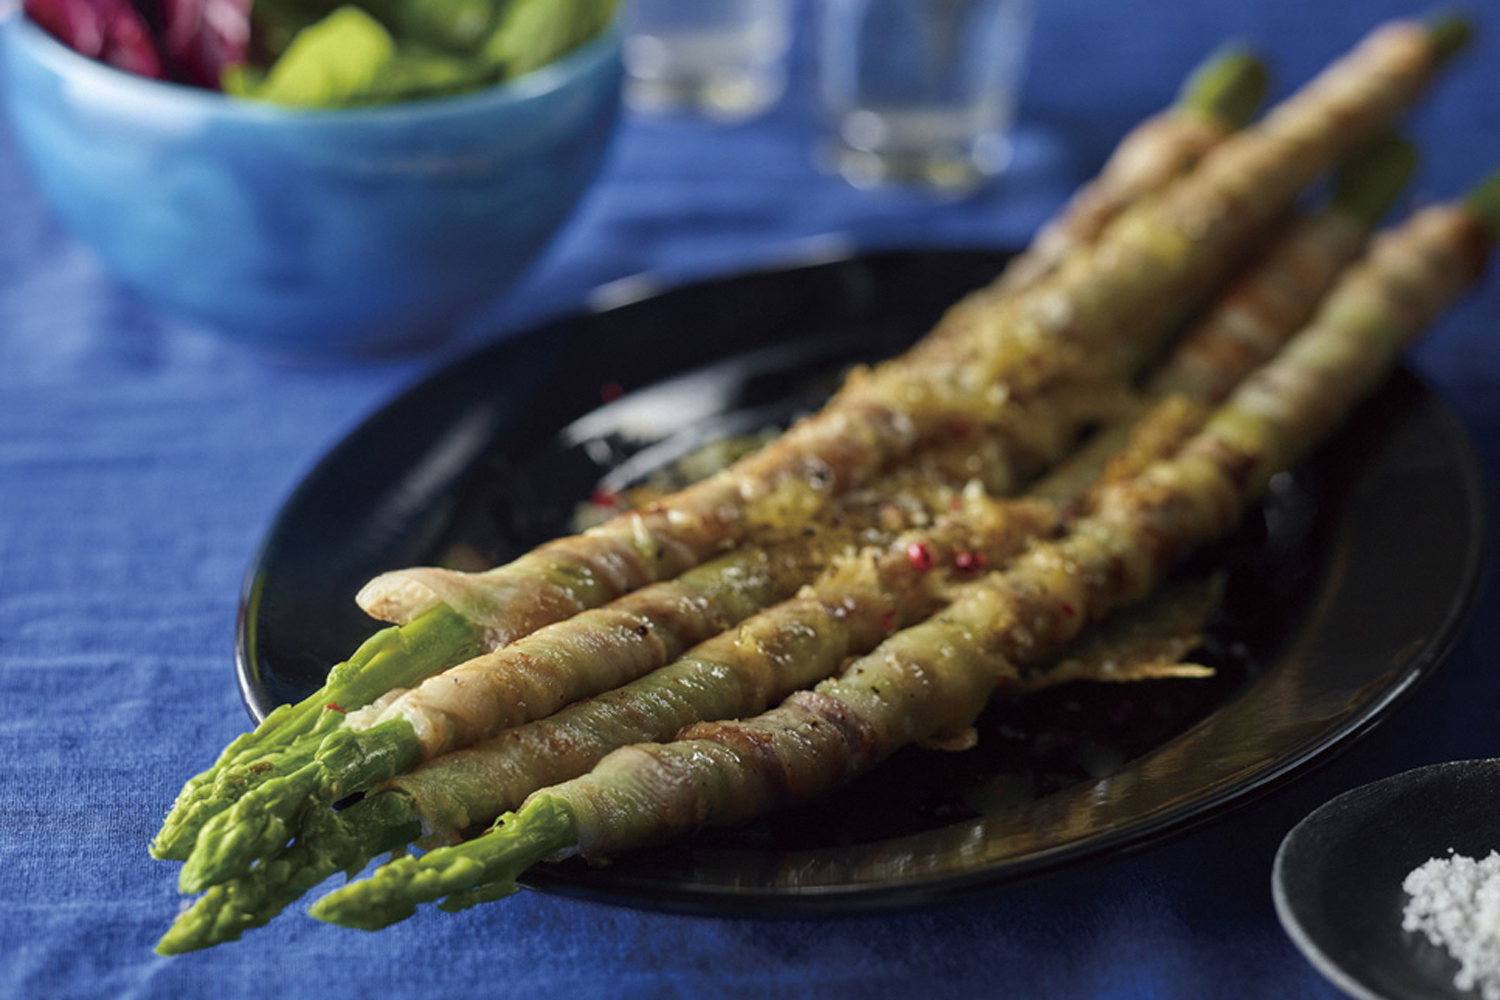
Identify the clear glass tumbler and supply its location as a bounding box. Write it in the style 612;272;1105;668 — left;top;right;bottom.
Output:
622;0;795;121
815;0;1033;192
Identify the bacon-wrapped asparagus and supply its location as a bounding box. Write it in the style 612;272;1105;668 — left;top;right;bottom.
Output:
165;115;1420;897
155;15;1462;929
318;130;1416;841
308;178;1500;931
178;485;1068;889
159;527;855;865
150;47;1274;853
154;487;1233;954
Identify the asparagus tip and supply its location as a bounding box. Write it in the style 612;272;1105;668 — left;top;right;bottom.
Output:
310;797;576;930
1464;172;1500;243
1426;13;1473;64
1332;132;1417;226
315;716;423;800
176;762;327;895
308;859;424;931
1177;44;1269;131
156;794;425;955
156;920;211;956
155;885;243;956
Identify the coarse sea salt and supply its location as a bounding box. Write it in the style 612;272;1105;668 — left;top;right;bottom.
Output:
1402;849;1500;1000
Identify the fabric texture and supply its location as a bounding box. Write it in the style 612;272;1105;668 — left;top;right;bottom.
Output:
3;1;1499;997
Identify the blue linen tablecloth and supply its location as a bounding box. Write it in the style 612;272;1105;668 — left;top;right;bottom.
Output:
4;1;1500;997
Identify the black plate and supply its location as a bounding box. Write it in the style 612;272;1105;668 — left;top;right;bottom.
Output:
1274;759;1500;1000
237;249;1489;914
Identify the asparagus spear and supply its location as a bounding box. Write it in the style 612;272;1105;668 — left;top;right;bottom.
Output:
310;178;1499;930
990;46;1268;297
155;15;1476;953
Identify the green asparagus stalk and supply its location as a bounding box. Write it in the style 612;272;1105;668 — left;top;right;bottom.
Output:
311;177;1499;930
313;797;573;931
151;603;484;860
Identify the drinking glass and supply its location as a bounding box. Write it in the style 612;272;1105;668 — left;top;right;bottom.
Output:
622;0;794;121
814;0;1033;192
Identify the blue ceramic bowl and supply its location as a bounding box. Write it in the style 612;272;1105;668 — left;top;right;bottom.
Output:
0;15;623;357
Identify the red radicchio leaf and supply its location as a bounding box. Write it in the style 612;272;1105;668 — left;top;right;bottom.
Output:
160;0;250;89
24;0;166;79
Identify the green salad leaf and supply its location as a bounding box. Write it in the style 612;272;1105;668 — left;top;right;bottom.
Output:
485;0;616;78
226;0;617;108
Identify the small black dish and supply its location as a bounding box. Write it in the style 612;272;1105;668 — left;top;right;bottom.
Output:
1274;759;1500;1000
